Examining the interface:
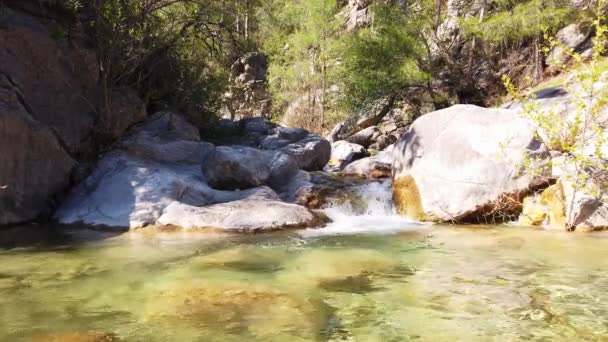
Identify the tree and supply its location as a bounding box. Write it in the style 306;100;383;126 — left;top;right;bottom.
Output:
505;0;608;230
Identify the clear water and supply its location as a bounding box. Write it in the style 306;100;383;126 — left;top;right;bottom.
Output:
0;182;607;341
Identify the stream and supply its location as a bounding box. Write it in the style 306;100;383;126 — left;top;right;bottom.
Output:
0;180;607;341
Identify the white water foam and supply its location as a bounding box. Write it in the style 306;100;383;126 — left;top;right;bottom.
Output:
300;179;426;237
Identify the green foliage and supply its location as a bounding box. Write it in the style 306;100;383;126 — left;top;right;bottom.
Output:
504;0;608;229
339;4;430;110
260;0;342;131
462;0;577;42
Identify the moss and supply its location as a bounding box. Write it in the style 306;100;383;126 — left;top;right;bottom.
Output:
539;182;567;228
519;196;547;226
392;175;426;221
519;182;566;228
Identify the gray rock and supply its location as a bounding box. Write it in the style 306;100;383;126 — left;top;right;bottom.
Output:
157;200;325;232
346;126;381;148
330;141;368;169
559;159;608;231
280;134;332;171
369;134;397;151
277;127;309;142
55;150;284;230
278;170;315;204
344;150;392;179
268;152;300;190
122;112;213;165
128;111;200;142
548;24;589;66
260;136;292;150
202;145;271;190
392;104;550;223
240;117;273;135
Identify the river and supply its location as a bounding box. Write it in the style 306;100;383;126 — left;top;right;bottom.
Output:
0;181;607;341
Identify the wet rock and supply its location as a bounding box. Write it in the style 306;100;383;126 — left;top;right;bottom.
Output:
202;146;271;190
344;148;393;179
393;105;550;223
157;199;326;232
330;141;368;169
519;183;566;228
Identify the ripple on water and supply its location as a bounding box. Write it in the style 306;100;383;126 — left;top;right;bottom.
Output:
0;225;607;341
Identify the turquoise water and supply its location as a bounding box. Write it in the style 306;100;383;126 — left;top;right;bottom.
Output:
0;224;606;341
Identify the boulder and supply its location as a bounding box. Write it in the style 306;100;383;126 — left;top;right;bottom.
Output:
330;141;368;169
268;152;300;190
560;161;608;231
157;199;325;232
277;127;309;142
202;146;271;190
548;24;590;66
344;148;393;179
0;75;77;225
122;112;211;165
280;134;331;171
392;105;550;223
346;126;381;148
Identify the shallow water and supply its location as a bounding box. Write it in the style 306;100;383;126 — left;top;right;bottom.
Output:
1;182;607;341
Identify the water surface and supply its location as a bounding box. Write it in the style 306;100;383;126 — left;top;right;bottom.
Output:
0;181;607;341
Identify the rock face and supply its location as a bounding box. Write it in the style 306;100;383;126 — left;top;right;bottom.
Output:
392;105;549;223
0;10;144;225
0;75;77;225
56;112;326;231
345;0;372;31
330;141;368;169
225;53;271;120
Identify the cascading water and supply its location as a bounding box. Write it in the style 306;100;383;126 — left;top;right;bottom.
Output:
301;179;423;236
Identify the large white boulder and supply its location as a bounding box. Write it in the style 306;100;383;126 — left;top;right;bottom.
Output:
392;104;549;222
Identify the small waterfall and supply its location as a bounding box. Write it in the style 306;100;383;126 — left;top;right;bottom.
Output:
300;179;423;236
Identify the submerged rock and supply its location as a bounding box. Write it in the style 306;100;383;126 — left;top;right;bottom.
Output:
392;105;550;223
144;280;330;340
278;248;400;290
30;331;119;342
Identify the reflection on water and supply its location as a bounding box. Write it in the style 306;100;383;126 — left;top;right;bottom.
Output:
0;224;607;341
